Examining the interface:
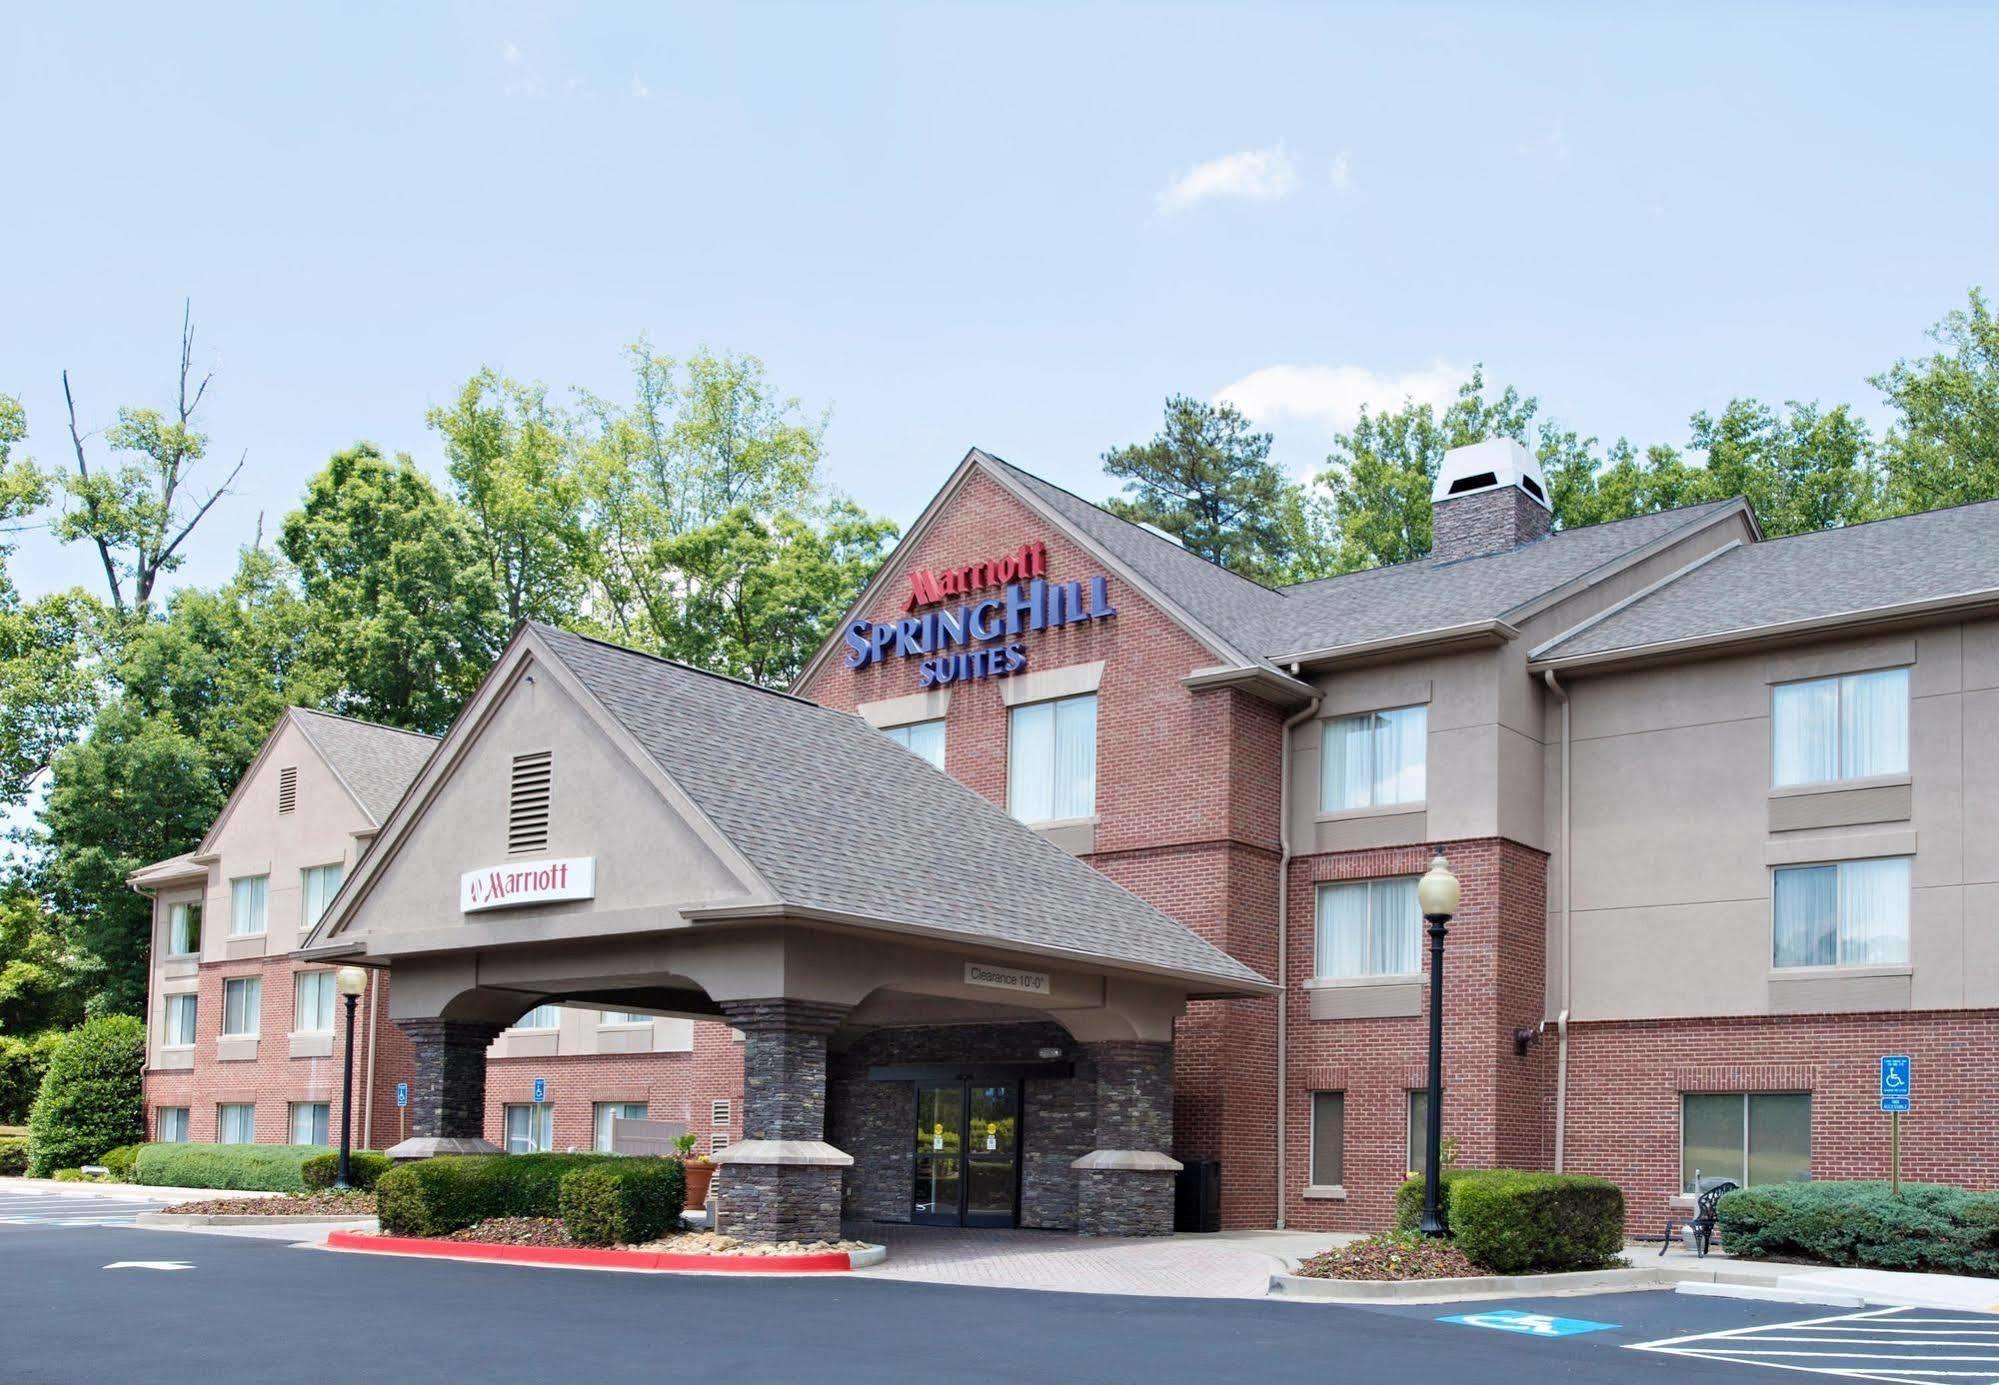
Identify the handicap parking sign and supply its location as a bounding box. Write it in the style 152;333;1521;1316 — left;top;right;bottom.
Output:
1442;1309;1618;1338
532;1077;546;1103
395;1082;408;1108
1880;1054;1912;1113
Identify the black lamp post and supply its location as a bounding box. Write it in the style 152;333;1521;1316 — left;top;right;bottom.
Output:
1416;853;1461;1238
333;965;369;1190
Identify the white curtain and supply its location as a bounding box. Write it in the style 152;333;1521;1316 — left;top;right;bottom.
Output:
1053;694;1098;819
1007;701;1055;822
224;978;261;1035
296;972;333;1032
1316;882;1370;977
1772;680;1838;786
166;994;196;1045
219;1105;255;1145
904;719;947;771
1839;856;1910;965
1375;706;1427;805
1772;865;1837;967
230;874;268;936
1842;669;1908;779
1372;877;1421;973
1322;707;1426;810
1322;716;1371;811
303;864;345;927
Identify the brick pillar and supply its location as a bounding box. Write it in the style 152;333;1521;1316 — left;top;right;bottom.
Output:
712;999;852;1244
387;1018;506;1158
1073;1039;1181;1236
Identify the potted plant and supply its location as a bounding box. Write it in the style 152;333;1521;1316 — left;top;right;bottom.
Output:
676;1133;715;1209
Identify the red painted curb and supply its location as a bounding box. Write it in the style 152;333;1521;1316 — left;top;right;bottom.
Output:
323;1230;857;1273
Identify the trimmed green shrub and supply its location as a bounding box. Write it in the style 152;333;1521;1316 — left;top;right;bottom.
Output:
101;1144;140;1182
377;1153;620;1238
52;1167;94;1182
301;1150;393;1192
134;1143;325;1193
1719;1181;1999;1276
558;1159;686;1246
0;1135;27;1176
1446;1170;1625;1275
0;1031;64;1125
26;1017;145;1177
1393;1168;1509;1235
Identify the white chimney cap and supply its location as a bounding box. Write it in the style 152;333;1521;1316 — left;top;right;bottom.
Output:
1432;437;1551;510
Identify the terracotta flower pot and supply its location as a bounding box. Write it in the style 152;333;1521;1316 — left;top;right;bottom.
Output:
683;1159;715;1208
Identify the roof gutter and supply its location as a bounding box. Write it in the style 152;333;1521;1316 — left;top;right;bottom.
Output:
1541;669;1572;1172
1273;685;1321;1229
1273;619;1518;670
1182;663;1318;706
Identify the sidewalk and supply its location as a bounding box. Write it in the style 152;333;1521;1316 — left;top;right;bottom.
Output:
0;1174;276;1204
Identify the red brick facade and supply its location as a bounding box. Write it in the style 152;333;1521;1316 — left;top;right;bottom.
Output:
484;1024;746;1152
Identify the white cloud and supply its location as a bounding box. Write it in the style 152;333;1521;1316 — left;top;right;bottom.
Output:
1157;146;1299;214
502;41;544;99
1329;150;1352;192
1216;361;1469;433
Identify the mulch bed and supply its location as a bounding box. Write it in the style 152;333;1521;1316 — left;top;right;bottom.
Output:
164;1191;377;1217
1295;1233;1484;1281
434;1218;869;1257
446;1217;574;1247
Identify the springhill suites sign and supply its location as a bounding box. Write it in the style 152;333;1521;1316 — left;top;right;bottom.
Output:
843;539;1117;688
460;857;597;913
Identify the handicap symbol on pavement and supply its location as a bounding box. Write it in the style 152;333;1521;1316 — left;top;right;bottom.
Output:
1441;1309;1617;1338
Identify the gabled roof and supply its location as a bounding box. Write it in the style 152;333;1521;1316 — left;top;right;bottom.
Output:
128;851;205;888
528;623;1271;995
1533;499;1999;667
289;708;440;825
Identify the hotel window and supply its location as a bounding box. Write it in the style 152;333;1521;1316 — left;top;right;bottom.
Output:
1772;667;1908;787
301;863;345;927
163;993;197;1046
514;1004;560;1031
294;971;335;1033
229;874;269;936
289;1102;331;1146
1321;705;1427;811
217;1103;256;1145
1007;693;1097;823
1315;877;1421;979
1682;1093;1811;1191
600;1011;650;1026
1406;1089;1445;1177
882;718;947;772
222;976;262;1036
593;1102;649;1152
1309;1092;1345;1189
156;1107;190;1143
1772;857;1910;968
504;1103;554;1154
167;901;202;957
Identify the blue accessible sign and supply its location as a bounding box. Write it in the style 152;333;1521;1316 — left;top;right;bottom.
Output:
1442;1309;1617;1338
395;1082;408;1108
1880;1054;1912;1113
533;1077;546;1103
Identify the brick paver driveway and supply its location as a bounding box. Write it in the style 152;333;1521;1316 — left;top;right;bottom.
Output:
846;1222;1355;1298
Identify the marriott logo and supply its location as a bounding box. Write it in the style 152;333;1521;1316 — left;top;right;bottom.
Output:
904;540;1047;612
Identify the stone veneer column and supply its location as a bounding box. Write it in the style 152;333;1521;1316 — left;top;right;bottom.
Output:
712;999;852;1244
387;1018;507;1158
1072;1039;1181;1236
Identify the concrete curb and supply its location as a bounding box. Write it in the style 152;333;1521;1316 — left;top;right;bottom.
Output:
135;1212;378;1228
324;1230;889;1275
1270;1265;1675;1303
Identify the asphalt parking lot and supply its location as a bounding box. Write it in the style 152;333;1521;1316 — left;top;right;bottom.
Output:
11;1217;1943;1385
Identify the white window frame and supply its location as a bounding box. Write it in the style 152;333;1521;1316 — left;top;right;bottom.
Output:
513;1004;560;1031
229;874;269;937
294;971;336;1034
598;1011;651;1027
1313;877;1422;980
167;901;202;957
301;862;345;928
1006;692;1098;824
1771;667;1909;788
504;1102;554;1154
1320;704;1428;812
217;1103;256;1145
162;992;198;1047
1307;1091;1345;1191
1771;857;1912;970
289;1101;331;1146
156;1107;190;1143
592;1101;649;1153
881;718;947;772
221;976;262;1037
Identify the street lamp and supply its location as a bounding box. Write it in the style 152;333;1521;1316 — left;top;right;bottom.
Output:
333;966;369;1190
1415;853;1461;1238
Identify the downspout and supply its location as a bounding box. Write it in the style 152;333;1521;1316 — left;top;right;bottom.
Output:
362;969;380;1150
1542;669;1572;1173
1275;680;1323;1230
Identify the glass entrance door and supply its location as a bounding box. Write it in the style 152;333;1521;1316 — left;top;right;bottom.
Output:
912;1078;1019;1227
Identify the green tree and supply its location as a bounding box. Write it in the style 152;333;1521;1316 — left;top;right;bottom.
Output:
25;1014;145;1175
49;304;244;616
1873;287;1999;513
428;369;591;626
279;443;503;731
0;889;87;1037
1101;395;1306;581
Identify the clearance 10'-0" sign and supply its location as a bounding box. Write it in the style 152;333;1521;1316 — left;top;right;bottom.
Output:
842;539;1117;688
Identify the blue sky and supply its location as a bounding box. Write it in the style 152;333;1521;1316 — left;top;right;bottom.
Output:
3;2;1994;600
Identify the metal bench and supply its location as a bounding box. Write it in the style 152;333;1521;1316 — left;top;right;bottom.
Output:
1661;1176;1737;1256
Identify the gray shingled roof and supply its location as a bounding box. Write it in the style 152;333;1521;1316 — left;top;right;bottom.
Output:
531;623;1271;995
291;708;439;824
1536;500;1999;662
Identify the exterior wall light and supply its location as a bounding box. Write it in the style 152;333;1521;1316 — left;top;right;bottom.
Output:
334;966;369;1189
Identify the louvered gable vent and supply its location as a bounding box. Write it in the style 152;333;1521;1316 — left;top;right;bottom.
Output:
277;766;298;814
508;751;552;854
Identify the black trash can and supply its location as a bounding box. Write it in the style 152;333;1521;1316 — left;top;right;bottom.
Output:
1174;1159;1221;1232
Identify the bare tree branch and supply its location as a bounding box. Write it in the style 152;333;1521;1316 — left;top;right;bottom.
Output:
60;369;126;614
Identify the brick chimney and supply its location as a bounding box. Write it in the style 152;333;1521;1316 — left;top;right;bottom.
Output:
1429;438;1553;562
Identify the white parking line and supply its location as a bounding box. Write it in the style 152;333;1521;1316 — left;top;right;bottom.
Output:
1630;1307;1999;1383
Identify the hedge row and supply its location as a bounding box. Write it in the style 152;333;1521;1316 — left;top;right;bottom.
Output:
1395;1168;1624;1274
1720;1181;1999;1276
134;1143;327;1192
376;1153;685;1245
0;1135;27;1176
302;1150;393;1192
